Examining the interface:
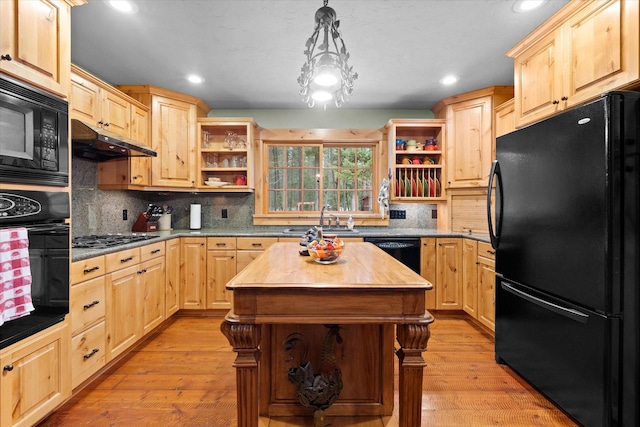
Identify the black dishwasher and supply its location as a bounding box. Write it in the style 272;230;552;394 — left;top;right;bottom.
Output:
364;237;421;274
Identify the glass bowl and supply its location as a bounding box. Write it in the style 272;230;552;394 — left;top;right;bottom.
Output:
307;238;344;264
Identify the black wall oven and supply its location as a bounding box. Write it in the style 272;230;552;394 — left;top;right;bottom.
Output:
0;73;69;187
0;190;70;349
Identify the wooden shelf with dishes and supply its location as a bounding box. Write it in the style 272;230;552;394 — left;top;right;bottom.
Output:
385;119;446;202
196;118;256;192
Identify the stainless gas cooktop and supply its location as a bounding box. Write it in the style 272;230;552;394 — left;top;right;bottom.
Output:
72;234;153;249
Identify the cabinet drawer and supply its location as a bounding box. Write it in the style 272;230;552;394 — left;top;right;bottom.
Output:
141;241;165;261
71;321;106;388
236;237;278;251
477;242;495;260
207;237;236;250
105;248;141;272
71;256;106;285
70;276;106;336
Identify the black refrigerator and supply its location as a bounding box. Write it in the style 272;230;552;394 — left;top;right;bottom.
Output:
488;91;639;427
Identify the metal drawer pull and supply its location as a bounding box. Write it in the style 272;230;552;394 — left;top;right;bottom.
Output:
121;256;133;263
83;300;100;310
151;249;161;254
216;243;226;247
84;266;100;274
251;243;262;247
137;269;147;274
3;364;13;371
83;348;99;359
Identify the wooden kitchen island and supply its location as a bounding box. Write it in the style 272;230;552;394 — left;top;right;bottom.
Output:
221;242;433;427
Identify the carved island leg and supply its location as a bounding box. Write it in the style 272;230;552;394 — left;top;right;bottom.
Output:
396;323;431;427
220;321;262;427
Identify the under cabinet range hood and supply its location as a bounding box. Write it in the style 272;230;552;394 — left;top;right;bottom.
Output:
71;119;157;161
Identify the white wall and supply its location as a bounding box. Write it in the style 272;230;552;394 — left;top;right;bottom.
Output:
208;108;434;129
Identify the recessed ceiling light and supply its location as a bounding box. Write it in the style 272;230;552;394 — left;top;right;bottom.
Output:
439;75;459;85
186;75;205;84
109;0;137;13
513;0;547;13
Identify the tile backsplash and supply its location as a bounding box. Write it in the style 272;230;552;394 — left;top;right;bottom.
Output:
72;157;436;236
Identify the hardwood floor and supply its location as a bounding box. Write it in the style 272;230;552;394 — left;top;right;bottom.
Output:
39;313;579;427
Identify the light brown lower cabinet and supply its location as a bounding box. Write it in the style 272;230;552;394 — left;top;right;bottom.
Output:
436;238;463;310
461;239;496;332
206;238;237;310
477;241;496;331
0;321;70;427
165;238;180;317
179;237;207;309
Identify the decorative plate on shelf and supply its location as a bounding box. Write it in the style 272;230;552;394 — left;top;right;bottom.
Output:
205;181;230;187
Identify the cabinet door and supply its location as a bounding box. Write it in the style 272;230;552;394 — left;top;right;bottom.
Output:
180;238;206;309
130;105;151;186
446;96;493;188
513;29;564;127
0;322;70;427
462;239;478;318
0;0;72;97
102;89;131;137
206;250;236;310
420;237;437;310
151;95;196;187
494;99;515;138
105;264;140;361
563;0;639;108
70;72;102;125
478;255;496;331
140;256;165;336
165;239;180;317
436;238;462;310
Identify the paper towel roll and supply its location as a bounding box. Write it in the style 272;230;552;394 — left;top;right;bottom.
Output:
190;204;201;229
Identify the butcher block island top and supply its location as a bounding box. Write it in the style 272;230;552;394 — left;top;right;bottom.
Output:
221;242;434;427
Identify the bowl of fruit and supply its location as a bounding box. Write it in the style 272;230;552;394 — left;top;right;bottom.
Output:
307;235;345;264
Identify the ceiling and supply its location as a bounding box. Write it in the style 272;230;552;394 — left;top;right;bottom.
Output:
70;0;569;111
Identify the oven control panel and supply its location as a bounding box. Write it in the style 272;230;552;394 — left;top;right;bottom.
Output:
0;193;42;219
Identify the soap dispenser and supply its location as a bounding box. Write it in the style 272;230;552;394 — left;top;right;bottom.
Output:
346;215;354;230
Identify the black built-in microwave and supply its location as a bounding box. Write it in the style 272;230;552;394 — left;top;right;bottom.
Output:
0;73;69;186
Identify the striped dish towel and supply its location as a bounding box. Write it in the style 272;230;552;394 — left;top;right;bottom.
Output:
0;228;34;326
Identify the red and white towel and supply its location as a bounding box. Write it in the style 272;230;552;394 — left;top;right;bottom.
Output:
0;228;34;326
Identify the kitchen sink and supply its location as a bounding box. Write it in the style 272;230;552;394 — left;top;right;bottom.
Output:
282;227;359;235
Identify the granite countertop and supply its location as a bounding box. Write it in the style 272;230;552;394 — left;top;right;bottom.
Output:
71;227;491;262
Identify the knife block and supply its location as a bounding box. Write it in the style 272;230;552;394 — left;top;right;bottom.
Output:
132;212;158;232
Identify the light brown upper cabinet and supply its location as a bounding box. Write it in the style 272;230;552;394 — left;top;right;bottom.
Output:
70;65;132;138
433;86;513;189
0;0;84;98
117;85;210;189
508;0;639;128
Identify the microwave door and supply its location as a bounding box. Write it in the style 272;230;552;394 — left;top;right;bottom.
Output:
0;97;35;160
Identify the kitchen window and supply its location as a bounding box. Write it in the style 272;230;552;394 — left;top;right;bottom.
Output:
267;144;373;213
253;129;388;226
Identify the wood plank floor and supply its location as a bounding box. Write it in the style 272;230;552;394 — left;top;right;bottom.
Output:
38;313;579;427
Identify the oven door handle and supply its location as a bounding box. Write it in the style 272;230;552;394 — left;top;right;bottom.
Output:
24;223;70;234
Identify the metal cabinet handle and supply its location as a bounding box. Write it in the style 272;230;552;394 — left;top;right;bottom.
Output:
216;242;226;247
151;249;161;254
83;348;100;359
561;96;568;101
121;256;133;263
1;54;12;61
251;243;263;247
83;300;100;310
3;364;13;371
552;100;560;105
137;269;147;274
84;266;100;274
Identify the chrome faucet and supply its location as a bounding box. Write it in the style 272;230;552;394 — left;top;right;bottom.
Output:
319;204;330;227
330;214;340;228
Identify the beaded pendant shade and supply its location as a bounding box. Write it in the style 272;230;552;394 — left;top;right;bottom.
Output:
298;0;358;108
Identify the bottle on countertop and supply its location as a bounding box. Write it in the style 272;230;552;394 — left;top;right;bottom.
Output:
346;215;354;230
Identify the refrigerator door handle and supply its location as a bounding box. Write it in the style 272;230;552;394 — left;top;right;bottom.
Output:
487;160;503;249
501;282;589;324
